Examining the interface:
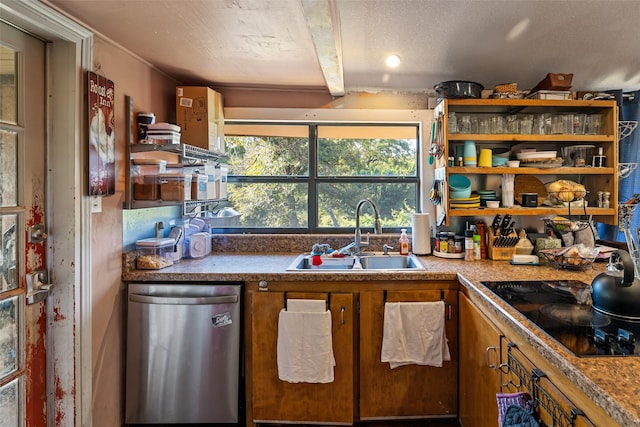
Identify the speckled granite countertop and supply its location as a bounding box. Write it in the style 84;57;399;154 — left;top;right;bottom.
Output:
122;250;638;426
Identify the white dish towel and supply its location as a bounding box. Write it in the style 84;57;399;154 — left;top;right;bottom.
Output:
381;301;451;368
277;299;335;383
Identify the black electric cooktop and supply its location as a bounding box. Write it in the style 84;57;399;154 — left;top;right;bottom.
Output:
482;280;640;357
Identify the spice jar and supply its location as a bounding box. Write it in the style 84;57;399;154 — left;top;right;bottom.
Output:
438;232;449;253
454;235;464;253
447;232;456;253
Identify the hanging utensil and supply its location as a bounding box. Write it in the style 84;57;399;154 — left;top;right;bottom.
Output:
428;120;437;165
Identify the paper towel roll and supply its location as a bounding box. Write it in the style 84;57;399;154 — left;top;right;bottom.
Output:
411;213;431;255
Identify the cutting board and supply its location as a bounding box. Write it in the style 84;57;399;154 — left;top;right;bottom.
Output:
514;175;547;206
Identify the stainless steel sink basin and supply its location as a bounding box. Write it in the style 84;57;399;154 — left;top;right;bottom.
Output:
288;255;356;270
358;254;424;270
286;253;425;271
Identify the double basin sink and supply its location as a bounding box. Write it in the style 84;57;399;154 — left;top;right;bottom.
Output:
287;253;426;271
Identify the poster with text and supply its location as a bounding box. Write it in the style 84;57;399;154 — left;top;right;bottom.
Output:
88;71;115;195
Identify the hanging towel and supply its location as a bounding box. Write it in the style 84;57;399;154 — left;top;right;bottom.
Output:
277;301;335;383
286;298;327;313
497;392;533;426
502;405;540;427
381;301;451;368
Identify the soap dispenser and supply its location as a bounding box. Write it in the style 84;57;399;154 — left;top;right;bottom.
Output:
399;229;410;255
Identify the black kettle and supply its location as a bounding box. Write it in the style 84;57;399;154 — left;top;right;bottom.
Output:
591;250;640;319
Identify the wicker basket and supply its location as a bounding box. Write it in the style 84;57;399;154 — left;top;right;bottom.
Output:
494;83;518;94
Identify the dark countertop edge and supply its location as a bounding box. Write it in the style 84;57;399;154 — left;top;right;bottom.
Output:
121;252;637;425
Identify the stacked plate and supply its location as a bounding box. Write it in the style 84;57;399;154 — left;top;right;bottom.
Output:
477;189;498;206
450;193;480;208
516;149;561;168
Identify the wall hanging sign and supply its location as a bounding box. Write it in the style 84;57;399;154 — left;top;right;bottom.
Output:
88;70;115;196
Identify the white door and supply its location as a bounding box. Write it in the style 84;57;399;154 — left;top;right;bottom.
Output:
1;21;49;427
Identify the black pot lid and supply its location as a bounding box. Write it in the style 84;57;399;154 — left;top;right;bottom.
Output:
540;303;611;327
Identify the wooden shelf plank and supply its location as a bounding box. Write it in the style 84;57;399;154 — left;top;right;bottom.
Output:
446;166;615;175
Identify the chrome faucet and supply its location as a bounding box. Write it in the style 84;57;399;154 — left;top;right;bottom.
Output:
354;199;382;255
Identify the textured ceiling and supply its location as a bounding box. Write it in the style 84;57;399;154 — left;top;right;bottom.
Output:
46;0;640;96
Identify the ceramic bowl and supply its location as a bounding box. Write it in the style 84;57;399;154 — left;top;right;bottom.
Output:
492;156;509;166
449;174;471;191
450;188;472;199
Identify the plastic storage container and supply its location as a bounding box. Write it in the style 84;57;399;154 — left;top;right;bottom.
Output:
135;237;176;270
191;174;209;200
159;173;192;201
204;164;218;199
133;175;160;200
132;158;167;175
186;232;211;258
216;166;228;199
132;159;167;200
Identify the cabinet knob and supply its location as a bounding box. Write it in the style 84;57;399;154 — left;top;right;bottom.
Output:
258;280;268;290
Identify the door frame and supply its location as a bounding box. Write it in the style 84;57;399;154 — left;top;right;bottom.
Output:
0;2;93;425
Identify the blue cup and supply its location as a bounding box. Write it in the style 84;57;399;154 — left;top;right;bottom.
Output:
463;140;477;166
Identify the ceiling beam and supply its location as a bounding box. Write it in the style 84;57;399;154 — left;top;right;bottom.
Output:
300;0;345;97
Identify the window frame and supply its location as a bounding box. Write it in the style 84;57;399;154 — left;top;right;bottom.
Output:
223;119;422;234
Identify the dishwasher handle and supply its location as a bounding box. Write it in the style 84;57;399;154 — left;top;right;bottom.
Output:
129;293;238;305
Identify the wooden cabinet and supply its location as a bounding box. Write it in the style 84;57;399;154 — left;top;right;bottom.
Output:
460;292;602;427
248;290;355;425
433;99;618;226
245;281;459;425
458;292;503;427
359;289;458;419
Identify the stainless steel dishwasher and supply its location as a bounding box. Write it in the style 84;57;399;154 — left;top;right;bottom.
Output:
125;282;243;424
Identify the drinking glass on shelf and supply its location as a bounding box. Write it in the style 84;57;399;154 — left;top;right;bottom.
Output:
459;115;471;133
543;113;553;134
586;114;603;135
573;114;586;134
531;114;543;134
519;115;533;134
470;116;479;134
551;115;565;134
506;115;519;134
448;112;458;133
491;116;505;134
479;117;490;134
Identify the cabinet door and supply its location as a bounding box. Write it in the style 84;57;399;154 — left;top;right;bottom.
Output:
359;290;458;419
250;291;355;424
459;293;503;427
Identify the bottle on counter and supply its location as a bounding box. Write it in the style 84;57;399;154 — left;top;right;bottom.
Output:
465;230;475;261
399;228;410;255
473;233;481;260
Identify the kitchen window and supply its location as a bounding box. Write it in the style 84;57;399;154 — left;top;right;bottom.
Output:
223;121;420;233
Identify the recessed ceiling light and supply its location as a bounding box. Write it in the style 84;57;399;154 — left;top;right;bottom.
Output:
385;55;401;68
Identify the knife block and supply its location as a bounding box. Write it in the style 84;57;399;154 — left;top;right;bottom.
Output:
487;228;518;260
